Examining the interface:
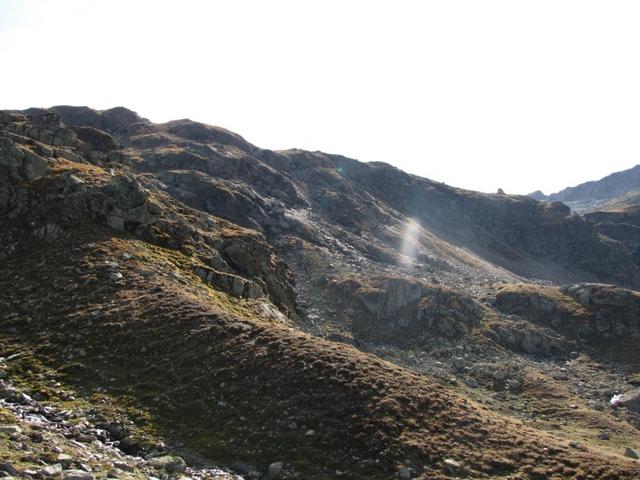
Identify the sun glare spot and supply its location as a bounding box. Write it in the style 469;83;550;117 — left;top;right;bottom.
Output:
400;218;421;266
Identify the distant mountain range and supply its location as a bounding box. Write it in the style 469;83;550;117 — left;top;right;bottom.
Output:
530;163;640;266
529;164;640;212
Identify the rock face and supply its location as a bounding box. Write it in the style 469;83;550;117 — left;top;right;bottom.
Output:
494;283;640;341
416;288;485;337
195;265;264;299
583;206;640;264
356;276;428;323
343;276;485;344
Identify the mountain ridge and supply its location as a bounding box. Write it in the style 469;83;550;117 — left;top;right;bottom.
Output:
1;105;640;479
529;163;640;212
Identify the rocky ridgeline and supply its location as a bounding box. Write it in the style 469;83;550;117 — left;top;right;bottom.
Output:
12;105;639;290
533;164;640;209
0;111;296;316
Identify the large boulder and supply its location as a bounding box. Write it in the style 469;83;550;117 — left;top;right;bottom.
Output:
73;126;117;152
357;276;426;322
147;455;186;473
348;276;485;343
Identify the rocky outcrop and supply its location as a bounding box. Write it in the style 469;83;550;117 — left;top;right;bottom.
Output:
486;316;572;356
416;288;485;337
345;276;485;343
153;169;275;231
72;126;117;152
195;265;264;299
494;283;640;341
561;283;640;339
49;105;147;136
0;110;297;318
356;276;427;323
583;206;640;263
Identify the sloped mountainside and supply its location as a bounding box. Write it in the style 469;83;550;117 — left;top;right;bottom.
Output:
1;106;640;479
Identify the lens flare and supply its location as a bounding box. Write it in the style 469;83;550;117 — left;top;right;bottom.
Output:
399;218;421;266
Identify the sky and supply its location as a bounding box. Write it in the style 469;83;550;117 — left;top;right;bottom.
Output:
1;1;640;195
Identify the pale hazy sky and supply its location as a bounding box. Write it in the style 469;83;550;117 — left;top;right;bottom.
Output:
2;1;640;195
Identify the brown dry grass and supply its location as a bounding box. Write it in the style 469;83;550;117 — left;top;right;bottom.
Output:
1;225;639;479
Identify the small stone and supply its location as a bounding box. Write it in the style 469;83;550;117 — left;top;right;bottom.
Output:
147;456;186;474
453;357;466;370
508;378;523;393
74;433;94;443
112;463;133;473
305;429;315;436
61;470;93;480
465;377;479;388
397;466;412;479
443;458;463;475
56;455;73;468
597;432;610;441
106;216;125;232
268;462;284;479
493;370;507;381
624;447;639;459
109;272;124;282
37;464;62;478
0;426;22;435
0;464;18;476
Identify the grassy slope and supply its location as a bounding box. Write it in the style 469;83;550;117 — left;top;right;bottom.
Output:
1;224;639;480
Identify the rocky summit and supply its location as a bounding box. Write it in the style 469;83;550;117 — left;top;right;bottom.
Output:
1;106;640;480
